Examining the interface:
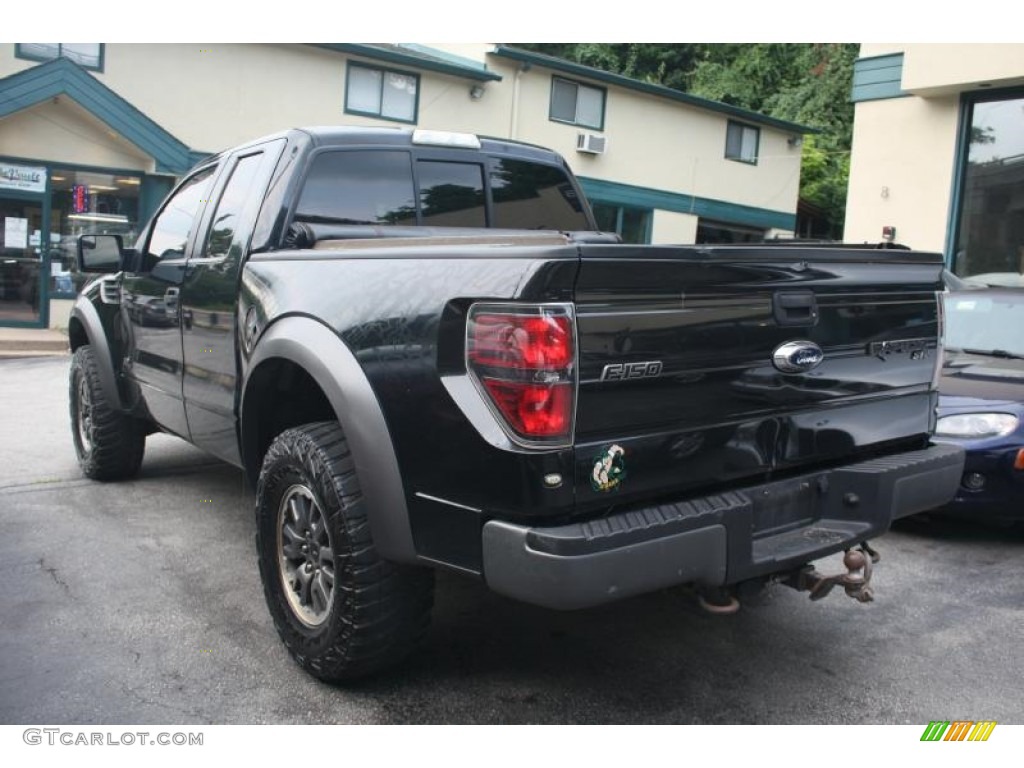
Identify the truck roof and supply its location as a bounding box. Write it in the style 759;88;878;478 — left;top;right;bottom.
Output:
204;126;568;168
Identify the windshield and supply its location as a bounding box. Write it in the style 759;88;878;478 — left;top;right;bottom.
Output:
943;293;1024;357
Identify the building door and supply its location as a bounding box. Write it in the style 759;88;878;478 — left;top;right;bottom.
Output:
0;192;47;325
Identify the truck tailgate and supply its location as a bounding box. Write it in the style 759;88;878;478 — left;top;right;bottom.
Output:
572;245;944;511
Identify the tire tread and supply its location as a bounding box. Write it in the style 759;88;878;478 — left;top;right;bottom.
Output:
69;345;145;481
255;420;434;682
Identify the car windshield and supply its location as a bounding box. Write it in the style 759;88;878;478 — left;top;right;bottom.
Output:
943;292;1024;357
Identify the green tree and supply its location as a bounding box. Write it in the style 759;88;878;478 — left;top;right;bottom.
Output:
517;44;702;90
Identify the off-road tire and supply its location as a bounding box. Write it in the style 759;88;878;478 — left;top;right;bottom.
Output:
69;345;145;481
255;421;434;682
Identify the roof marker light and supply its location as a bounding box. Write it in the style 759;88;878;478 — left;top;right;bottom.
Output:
412;129;481;149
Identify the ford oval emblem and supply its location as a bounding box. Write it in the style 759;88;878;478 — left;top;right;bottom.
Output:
772;341;824;373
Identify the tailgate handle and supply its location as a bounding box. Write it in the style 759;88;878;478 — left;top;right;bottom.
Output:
773;291;819;327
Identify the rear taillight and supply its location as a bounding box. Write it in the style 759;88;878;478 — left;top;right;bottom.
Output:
467;304;576;444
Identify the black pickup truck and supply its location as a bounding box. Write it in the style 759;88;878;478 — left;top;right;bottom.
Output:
68;126;964;681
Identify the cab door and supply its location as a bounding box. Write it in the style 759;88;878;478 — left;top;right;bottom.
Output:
121;166;217;437
180;142;283;464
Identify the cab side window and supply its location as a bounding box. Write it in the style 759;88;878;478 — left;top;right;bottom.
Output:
295;151;415;226
204;153;263;260
144;168;216;268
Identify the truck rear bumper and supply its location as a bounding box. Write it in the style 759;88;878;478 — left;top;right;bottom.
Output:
481;443;965;610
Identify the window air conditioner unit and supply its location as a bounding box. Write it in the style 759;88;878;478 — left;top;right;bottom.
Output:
576;134;607;155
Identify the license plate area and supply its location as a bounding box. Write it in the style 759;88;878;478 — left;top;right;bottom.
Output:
751;474;827;538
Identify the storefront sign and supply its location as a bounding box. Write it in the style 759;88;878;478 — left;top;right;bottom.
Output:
0;162;47;194
72;184;90;214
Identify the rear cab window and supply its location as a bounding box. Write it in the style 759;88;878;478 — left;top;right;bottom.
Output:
292;149;591;232
417;160;486;227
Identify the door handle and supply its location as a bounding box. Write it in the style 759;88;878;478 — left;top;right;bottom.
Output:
773;291;819;327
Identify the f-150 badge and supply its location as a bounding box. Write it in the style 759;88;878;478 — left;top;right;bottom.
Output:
600;361;663;381
592;444;626;493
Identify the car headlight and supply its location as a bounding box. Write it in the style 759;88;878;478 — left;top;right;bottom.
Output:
935;413;1019;438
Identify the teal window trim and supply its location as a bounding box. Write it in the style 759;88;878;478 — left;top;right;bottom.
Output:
15;43;105;73
548;75;607;132
344;60;420;126
945;84;1024;271
725;120;760;165
944;95;974;269
579;176;795;232
314;44;501;83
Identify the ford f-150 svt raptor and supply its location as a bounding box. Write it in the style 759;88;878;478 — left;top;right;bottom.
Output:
68;126;965;681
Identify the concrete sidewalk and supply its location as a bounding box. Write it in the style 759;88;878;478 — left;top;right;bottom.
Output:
0;327;69;358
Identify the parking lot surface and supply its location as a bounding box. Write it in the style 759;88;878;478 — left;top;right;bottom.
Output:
2;357;1022;724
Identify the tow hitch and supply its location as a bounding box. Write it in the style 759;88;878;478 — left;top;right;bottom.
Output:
785;542;880;603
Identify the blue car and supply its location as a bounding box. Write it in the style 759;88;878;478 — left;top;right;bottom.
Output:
933;289;1024;520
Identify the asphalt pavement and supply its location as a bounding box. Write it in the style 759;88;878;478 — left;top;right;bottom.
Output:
1;356;1022;724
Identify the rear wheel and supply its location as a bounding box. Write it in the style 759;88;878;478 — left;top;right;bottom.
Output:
69;345;145;481
255;421;434;682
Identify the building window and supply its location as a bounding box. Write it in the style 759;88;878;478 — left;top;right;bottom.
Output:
725;121;759;164
16;44;103;71
592;203;651;244
952;91;1024;282
345;62;419;124
549;77;605;131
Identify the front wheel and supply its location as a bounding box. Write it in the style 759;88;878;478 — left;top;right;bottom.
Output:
69;345;145;481
255;421;434;682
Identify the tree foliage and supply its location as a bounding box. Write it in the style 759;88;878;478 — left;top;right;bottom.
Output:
516;43;859;237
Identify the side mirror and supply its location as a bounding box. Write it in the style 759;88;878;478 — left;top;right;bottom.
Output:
77;234;127;273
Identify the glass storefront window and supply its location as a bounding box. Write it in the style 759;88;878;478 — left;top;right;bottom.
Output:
953;93;1024;284
0;194;45;324
50;168;141;296
696;219;764;244
591;202;651;244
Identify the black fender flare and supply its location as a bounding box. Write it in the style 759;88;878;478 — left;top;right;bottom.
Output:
69;298;124;411
243;316;417;563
